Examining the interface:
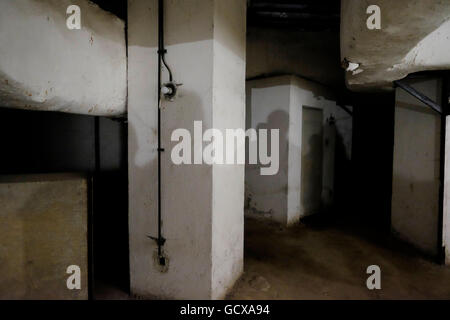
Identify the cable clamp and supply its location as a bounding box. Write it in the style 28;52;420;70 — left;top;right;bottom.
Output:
147;235;166;246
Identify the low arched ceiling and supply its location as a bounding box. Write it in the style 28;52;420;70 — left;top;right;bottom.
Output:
341;0;450;91
0;0;127;116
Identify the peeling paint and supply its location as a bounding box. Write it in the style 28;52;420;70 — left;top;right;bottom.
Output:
346;61;360;72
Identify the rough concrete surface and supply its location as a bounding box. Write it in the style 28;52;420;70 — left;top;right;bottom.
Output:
227;217;450;300
0;0;127;116
341;0;450;90
246;76;352;225
0;174;88;300
391;78;442;257
128;0;246;300
247;27;343;87
96;215;450;300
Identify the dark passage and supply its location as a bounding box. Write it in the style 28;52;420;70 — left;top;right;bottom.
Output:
0;107;130;298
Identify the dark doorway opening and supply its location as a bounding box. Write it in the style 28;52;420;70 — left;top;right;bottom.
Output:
0;108;130;299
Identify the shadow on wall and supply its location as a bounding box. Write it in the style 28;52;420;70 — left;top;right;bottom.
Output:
391;173;440;257
245;105;355;227
333;126;353;213
301;132;323;217
129;88;223;298
246;110;289;223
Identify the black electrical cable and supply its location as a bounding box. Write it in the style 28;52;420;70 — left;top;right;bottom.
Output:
158;0;173;83
156;0;165;263
148;0;174;266
162;54;173;82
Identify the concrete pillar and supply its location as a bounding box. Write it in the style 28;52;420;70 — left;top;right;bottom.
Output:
245;75;344;225
0;0;126;116
443;79;450;265
392;78;442;257
444;116;450;264
128;0;246;299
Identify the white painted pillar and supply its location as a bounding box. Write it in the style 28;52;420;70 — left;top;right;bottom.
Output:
245;76;340;226
128;0;246;299
245;76;293;225
444;114;450;265
443;77;450;265
392;78;442;257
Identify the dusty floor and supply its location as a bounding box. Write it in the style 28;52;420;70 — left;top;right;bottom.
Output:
226;216;450;300
96;215;450;300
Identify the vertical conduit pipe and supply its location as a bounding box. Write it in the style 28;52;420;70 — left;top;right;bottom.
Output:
156;0;166;264
438;74;449;263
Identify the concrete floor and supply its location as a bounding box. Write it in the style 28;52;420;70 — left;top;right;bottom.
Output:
96;214;450;300
226;216;450;300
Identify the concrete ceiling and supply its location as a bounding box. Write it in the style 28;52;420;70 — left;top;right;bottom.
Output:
248;0;340;31
0;0;127;116
341;0;450;91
